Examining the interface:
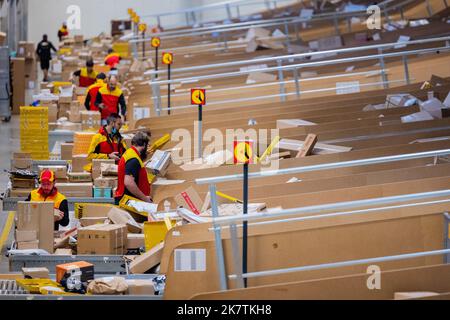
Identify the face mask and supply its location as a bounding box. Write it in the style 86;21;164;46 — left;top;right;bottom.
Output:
112;127;118;135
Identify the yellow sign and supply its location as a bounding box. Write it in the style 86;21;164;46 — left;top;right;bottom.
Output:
151;37;161;48
162;52;173;65
139;23;147;33
234;141;254;164
133;15;140;24
127;8;134;16
191;89;206;105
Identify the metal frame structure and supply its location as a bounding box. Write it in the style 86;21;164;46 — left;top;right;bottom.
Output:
148;37;450;115
195;149;450;290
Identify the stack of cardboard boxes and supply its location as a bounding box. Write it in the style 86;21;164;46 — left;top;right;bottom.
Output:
16;42;37;90
9;153;36;197
15;202;54;252
93;159;116;198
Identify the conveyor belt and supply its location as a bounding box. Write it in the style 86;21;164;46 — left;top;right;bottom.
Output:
0;280;28;295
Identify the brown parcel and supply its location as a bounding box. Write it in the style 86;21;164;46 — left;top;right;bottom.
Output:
60;143;74;160
71;155;89;172
54;248;73;255
15;230;38;242
17;240;40;250
126;279;155;295
101;163;118;176
79;217;109;227
78;224;127;255
11;152;32;171
68;172;92;183
92;159;115;180
38;165;67;179
174;186;204;215
127;234;145;249
76;203;114;219
129;242;164;274
107;207;142;234
16;201;54;253
296;134;318;158
55;183;93;198
22;267;49;279
94;177;118;189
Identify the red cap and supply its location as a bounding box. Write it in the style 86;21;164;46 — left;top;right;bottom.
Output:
40;170;55;183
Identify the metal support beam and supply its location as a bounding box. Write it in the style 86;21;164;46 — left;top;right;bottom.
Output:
293;67;300;98
277;59;286;102
444;212;450;264
402;55;410;85
378;48;389;89
210;184;228;291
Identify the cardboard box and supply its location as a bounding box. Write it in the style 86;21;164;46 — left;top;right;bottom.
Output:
174;186;204;215
16;202;54;253
75;203;114;219
129;242;164;274
107;207;142;234
11;58;26;115
17;240;40;250
58;102;71;119
127;234;145;249
56;261;94;284
68;172;92;183
80;111;101;131
44;104;58;123
100;163;118;176
17;41;35;59
71;155;89;172
126;279;155;295
296;134;318;158
0;32;6;45
11;152;32;171
22;267;49;279
54;248;73;255
9;189;32;197
69;104;82;123
92;159;115;180
79;217;109;227
77;224;127;255
61;143;74;160
55;183;93;198
11;178;35;189
38;165;67;179
15;230;37;242
94;177;118;189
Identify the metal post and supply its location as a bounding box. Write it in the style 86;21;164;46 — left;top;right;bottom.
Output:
277;59;286;102
229;223;245;288
242;162;249;288
333;15;340;36
223;32;229;52
400;8;405;20
210;184;228;290
294;22;299;41
151;79;161;117
226;4;232;20
198;104;202;159
444;212;450;264
293;67;301;98
155;47;159;78
191;11;197;25
236;5;241;19
142;32;145;58
167;64;171;115
425;0;433;16
346;18;351;33
402;55;410;85
378;48;388;89
185;12;190;26
157;16;162;28
383;4;391;24
284;22;290;47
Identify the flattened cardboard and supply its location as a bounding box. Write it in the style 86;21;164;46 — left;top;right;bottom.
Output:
129;242;164;274
107;207;142;234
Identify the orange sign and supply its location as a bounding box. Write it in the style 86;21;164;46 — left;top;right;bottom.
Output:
234;141;254;164
162;52;173;65
151;37;161;48
139;23;147;33
191;89;206;105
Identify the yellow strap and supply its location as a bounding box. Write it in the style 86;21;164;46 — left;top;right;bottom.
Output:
258;135;281;163
149;134;170;152
163;216;173;231
0;212;15;262
216;191;242;204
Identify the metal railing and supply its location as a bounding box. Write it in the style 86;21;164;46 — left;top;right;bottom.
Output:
148;39;450;115
195;149;450;289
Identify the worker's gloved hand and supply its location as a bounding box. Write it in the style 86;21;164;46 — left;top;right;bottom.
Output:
145;196;153;203
108;152;120;160
54;209;64;222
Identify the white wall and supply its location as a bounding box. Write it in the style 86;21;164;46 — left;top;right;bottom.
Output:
28;0;297;44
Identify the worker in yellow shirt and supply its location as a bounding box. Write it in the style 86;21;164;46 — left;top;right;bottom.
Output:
57;22;69;42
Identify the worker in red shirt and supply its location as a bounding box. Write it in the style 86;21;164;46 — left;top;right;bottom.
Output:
95;74;126;125
104;49;121;70
84;73;106;111
115;132;152;205
26;170;69;231
72;60;98;87
58;22;69;42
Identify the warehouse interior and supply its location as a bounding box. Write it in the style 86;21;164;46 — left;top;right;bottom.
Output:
0;0;449;301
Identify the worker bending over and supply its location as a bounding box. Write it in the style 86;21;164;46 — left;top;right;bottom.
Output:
95;74;126;125
86;113;126;163
115;132;152;205
26;170;69;231
104;49;121;70
72;60;98;87
57;22;69;42
84;73;106;111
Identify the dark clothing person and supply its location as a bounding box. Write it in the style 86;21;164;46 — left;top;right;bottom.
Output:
36;39;57;81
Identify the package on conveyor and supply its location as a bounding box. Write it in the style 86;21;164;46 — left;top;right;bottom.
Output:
146;150;171;177
15;201;54;253
8;167;37;197
77;223;127;255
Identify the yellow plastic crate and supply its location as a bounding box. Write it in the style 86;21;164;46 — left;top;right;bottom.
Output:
143;220;177;251
16;279;63;294
118;195;149;217
74;202;115;219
